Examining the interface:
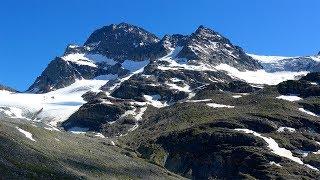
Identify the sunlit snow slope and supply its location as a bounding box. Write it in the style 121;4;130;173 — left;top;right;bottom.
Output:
0;80;107;127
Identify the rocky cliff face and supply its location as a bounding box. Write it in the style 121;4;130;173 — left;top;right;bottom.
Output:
177;26;262;70
84;23;160;61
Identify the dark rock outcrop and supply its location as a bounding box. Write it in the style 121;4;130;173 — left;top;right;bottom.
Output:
202;81;258;93
277;74;320;98
84;23;160;61
301;72;320;83
62;100;126;131
28;57;108;93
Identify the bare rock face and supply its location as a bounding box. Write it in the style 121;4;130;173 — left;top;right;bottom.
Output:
176;26;262;71
277;73;320;98
28;58;82;93
84;23;160;61
28;57;107;93
62;100;126;131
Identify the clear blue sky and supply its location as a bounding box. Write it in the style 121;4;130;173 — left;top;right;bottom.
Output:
0;0;319;91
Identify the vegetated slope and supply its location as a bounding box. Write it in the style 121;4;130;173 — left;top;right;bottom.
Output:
0;118;183;179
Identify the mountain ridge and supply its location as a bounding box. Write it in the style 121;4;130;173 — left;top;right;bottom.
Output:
27;23;263;93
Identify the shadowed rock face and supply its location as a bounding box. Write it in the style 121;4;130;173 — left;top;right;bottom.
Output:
84;23;160;61
277;72;320;98
28;57;82;93
28;57;108;93
62;100;126;131
301;72;320;83
155;129;270;179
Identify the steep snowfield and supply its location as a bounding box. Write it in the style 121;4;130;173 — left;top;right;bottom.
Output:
157;46;214;71
61;53;117;67
0;80;108;127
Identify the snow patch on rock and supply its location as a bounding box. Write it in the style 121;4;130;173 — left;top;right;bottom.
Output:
215;64;308;85
143;95;168;108
186;99;212;103
277;127;296;133
69;127;89;134
276;95;302;102
299;108;319;117
16;127;36;142
207;103;234;108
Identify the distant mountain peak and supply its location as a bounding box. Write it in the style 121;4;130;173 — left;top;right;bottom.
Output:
84;23;159;47
0;84;17;92
195;25;218;35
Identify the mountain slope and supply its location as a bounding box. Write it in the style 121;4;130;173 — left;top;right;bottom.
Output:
0;118;182;179
118;75;320;179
